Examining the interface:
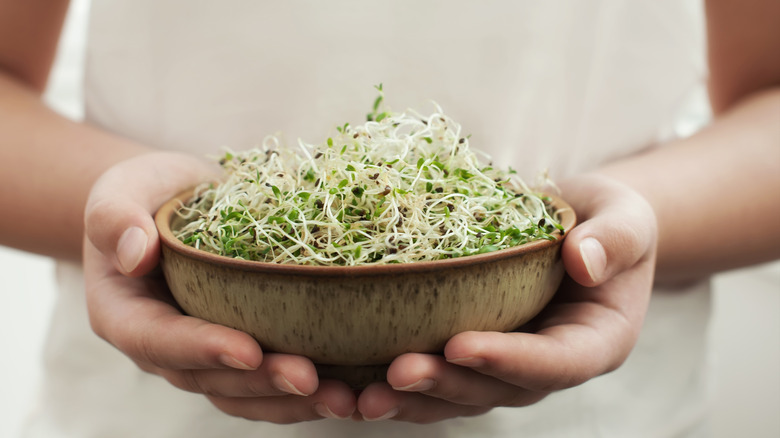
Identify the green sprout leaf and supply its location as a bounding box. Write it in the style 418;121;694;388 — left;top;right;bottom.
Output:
174;85;562;266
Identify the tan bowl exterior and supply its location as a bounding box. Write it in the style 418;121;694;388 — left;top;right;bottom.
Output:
155;190;576;368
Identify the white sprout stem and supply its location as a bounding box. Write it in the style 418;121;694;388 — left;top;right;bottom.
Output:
173;95;562;266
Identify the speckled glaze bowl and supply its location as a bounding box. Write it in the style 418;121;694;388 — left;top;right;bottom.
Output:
155;190;575;387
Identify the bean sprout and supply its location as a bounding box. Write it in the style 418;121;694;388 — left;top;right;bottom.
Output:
175;86;563;265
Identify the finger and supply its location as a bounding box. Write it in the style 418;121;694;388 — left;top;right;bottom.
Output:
84;241;263;371
448;262;656;391
157;354;319;398
559;174;657;286
386;353;548;407
84;196;161;276
357;382;490;424
445;261;654;391
444;323;635;393
444;261;652;391
84;152;217;276
208;380;357;423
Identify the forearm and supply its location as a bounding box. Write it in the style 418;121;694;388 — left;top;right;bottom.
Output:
0;72;151;260
595;87;780;284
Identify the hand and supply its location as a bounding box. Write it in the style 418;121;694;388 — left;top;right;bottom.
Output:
83;151;356;422
356;173;658;423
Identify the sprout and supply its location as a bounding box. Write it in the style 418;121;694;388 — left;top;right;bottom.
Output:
175;89;562;266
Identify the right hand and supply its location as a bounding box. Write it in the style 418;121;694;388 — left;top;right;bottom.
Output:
355;174;657;423
83;151;356;422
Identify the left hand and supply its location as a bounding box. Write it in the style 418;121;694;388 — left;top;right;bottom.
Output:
83;152;357;422
355;173;658;423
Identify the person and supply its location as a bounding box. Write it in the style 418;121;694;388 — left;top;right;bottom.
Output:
1;0;778;436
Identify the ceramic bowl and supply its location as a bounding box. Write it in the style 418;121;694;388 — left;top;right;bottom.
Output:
155;190;576;387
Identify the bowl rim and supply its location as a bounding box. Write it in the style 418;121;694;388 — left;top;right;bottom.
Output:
154;188;576;277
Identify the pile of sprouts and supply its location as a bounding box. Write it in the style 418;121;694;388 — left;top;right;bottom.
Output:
175;85;563;266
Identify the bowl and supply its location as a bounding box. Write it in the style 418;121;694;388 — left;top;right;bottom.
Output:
154;189;576;387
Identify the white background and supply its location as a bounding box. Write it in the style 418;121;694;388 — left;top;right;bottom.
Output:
1;1;778;436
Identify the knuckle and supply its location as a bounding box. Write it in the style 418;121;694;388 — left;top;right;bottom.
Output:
403;405;491;424
497;391;548;408
206;396;253;420
134;330;163;366
167;370;210;395
603;350;630;375
281;411;314;425
83;197;103;226
207;396;313;424
608;220;644;252
489;391;523;407
435;383;472;404
243;375;277;397
110;326;169;371
133;359;159;375
84;198;116;234
468;406;494;417
533;370;588;393
86;308;109;342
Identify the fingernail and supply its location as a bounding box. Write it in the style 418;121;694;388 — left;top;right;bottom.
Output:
392;378;435;392
446;356;486;368
363;407;399;421
218;353;256;371
315;403;350;420
580;237;607;283
117;226;147;273
273;374;308;396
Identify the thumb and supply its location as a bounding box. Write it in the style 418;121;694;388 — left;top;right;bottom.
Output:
559;175;657;287
84;152;218;276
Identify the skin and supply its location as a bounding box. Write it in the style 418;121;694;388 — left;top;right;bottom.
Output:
1;0;779;425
